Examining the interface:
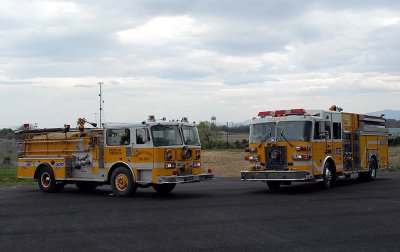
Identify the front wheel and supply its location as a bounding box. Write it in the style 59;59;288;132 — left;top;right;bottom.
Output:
38;166;62;193
320;162;336;189
110;167;137;197
152;184;176;194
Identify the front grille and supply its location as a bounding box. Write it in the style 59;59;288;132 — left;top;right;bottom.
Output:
265;146;287;169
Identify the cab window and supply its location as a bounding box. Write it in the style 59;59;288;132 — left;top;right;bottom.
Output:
136;128;150;144
314;121;331;140
333;122;341;139
106;128;130;146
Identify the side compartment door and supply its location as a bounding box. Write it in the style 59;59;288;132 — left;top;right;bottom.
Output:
90;134;106;180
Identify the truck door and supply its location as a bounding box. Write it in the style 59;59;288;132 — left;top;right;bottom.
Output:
132;127;153;183
313;114;332;172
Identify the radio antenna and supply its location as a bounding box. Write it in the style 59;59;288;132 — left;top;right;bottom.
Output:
98;82;104;128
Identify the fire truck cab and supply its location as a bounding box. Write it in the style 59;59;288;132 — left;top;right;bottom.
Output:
17;116;214;197
241;106;388;190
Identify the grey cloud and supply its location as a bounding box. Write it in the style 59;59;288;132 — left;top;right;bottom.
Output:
223;75;279;85
0;80;39;86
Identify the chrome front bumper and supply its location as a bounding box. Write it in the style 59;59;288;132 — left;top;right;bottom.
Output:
241;170;310;181
157;173;215;184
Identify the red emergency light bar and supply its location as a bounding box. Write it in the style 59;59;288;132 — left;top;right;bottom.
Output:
258;109;306;117
290;108;306;115
258;111;273;117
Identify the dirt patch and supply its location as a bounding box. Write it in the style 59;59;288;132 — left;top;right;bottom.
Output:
202;149;247;177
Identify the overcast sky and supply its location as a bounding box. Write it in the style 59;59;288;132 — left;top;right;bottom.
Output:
1;0;400;128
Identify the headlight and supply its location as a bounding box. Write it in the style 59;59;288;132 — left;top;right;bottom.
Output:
182;146;192;159
165;162;176;169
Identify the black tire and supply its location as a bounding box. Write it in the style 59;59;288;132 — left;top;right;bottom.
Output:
320;161;336;189
110;167;137;197
37;166;59;193
267;181;281;190
366;158;377;181
152;183;176;194
76;182;99;192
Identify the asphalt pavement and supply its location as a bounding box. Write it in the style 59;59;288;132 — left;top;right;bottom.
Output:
1;173;400;251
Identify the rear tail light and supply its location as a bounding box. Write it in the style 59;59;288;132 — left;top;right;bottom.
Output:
172;170;178;175
208;168;212;174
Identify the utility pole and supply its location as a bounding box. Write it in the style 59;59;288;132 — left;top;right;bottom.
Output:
226;122;229;144
98;82;103;128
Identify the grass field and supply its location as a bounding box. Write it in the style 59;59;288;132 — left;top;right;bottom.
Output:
0;168;34;186
388;146;400;172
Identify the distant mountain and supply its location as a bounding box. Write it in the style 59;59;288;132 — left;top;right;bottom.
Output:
366;110;400;120
237;119;251;126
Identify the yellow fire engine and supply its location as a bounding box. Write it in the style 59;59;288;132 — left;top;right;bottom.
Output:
241;106;388;189
17;116;214;197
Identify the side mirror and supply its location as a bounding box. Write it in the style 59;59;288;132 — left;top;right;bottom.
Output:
319;131;328;139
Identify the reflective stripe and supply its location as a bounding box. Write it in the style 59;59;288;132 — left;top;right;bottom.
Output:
293;161;313;166
104;162;165;169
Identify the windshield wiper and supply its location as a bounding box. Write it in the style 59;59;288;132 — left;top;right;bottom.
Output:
258;128;273;148
279;128;293;147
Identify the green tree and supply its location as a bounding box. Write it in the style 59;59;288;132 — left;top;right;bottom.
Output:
197;121;220;148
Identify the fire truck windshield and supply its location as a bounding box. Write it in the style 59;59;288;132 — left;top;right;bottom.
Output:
277;121;312;142
181;125;201;146
250;122;276;144
250;121;312;143
151;125;183;147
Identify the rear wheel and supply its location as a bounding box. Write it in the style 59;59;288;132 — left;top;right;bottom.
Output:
152;183;176;194
76;182;99;192
110;167;137;197
38;166;61;193
267;181;281;190
366;158;377;181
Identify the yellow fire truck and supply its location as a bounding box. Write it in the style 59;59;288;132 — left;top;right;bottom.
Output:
241;106;388;190
17;116;214;197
